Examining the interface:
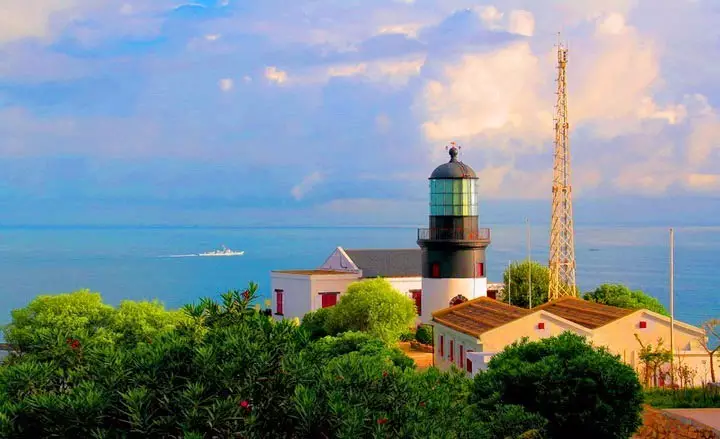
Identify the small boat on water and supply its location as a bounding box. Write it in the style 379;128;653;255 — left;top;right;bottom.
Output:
198;245;244;257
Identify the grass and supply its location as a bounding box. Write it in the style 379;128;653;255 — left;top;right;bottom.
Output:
644;387;720;409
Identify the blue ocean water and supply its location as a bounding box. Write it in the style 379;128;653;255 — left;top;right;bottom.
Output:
0;225;717;326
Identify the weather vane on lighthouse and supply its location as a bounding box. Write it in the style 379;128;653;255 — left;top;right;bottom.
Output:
445;141;461;158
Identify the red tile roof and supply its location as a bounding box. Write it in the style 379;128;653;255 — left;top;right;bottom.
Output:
532;297;634;329
433;296;636;338
432;297;531;338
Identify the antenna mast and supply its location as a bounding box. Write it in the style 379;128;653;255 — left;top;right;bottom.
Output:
548;36;578;300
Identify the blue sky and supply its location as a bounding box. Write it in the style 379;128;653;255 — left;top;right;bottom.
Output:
1;0;719;226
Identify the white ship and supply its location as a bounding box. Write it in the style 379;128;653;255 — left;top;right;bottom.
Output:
198;245;244;257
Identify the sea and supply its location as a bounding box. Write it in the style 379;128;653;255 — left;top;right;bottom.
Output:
0;225;718;326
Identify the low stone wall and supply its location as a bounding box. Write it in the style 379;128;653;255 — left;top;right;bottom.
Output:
634;406;720;439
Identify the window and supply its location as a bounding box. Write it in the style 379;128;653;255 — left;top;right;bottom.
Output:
321;292;339;308
410;290;422;315
538;322;545;330
439;335;444;357
275;289;284;316
459;345;464;368
449;340;454;362
466;350;473;373
449;295;468;307
639;321;647;329
431;263;441;278
476;262;485;277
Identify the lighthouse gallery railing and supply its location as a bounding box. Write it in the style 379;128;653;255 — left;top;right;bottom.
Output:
417;228;491;242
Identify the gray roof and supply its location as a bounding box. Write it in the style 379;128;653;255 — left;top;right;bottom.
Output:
430;146;478;179
345;249;422;278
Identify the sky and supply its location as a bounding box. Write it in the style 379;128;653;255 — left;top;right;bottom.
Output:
1;0;719;226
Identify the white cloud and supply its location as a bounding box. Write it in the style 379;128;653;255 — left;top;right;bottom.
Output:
265;66;288;84
291;172;324;200
205;33;221;41
508;10;535;36
0;0;79;44
421;42;552;149
376;23;423;38
476;6;504;28
218;78;234;92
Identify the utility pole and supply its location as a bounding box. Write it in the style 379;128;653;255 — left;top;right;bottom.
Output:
527;218;532;309
548;34;578;300
670;228;675;386
508;260;512;305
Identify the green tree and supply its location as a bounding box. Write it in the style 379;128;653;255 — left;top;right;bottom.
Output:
325;278;417;343
3;290;189;358
501;261;550;308
584;283;669;316
300;307;332;340
0;282;546;439
471;332;644;439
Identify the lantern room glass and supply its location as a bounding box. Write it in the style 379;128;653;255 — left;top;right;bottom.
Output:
429;178;478;216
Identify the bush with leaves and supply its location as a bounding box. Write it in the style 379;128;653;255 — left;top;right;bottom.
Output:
0;281;548;438
584;283;669;316
299;307;332;340
501;261;550;308
471;332;644;439
415;325;433;345
325;278;417;343
3;290;188;358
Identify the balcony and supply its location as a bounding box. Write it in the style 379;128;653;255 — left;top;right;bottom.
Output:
417;227;491;243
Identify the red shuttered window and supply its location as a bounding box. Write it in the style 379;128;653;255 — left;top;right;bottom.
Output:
459;345;464;368
321;293;338;308
410;290;422;315
275;290;284;315
449;340;454;362
476;262;485;277
440;335;444;357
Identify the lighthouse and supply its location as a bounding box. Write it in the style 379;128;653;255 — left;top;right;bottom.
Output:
417;144;491;323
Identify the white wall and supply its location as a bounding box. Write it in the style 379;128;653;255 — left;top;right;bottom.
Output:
421;278;487;323
271;274;312;321
466;351;496;375
385;277;422;294
433;324;482;373
311;276;358;310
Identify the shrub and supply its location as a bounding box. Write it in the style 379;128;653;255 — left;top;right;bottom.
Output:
1;283;546;438
3;290;188;358
300;307;332;340
471;332;644;439
644;387;720;408
325;278;417;343
501;261;550;308
415;325;433;345
399;329;416;342
584;283;669;316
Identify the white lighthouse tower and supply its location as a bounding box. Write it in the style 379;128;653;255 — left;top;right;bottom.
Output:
416;144;491;322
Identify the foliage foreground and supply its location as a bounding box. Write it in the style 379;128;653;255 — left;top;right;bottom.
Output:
0;285;645;438
0;285;543;439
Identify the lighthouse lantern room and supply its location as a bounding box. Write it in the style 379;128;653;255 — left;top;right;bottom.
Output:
417;143;491;322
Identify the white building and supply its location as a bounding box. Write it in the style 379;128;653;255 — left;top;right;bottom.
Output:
432;296;717;386
271;247;422;320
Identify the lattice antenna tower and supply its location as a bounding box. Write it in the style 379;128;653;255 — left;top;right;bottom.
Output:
548;35;577;300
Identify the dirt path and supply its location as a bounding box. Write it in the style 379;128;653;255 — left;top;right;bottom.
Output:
397;342;434;369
